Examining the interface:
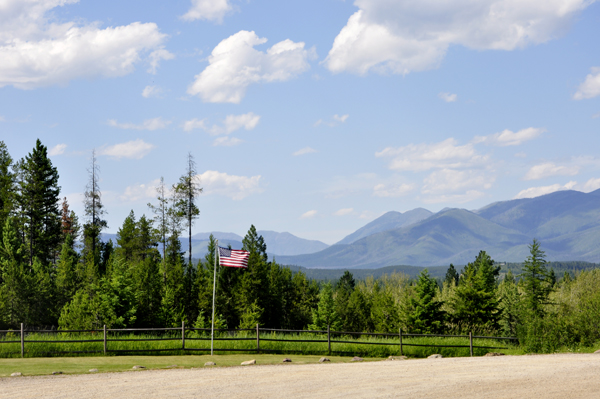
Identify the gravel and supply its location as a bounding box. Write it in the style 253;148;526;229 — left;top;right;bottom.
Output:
2;353;600;398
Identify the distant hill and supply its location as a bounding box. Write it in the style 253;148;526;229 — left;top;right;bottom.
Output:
336;208;433;245
278;189;600;268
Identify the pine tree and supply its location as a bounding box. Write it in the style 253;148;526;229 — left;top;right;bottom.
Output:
521;239;551;317
444;264;459;286
82;150;107;268
0;218;29;327
148;177;169;265
172;153;202;267
0;141;14;241
309;282;341;331
116;210;138;262
56;234;80;307
406;269;445;333
18;139;61;265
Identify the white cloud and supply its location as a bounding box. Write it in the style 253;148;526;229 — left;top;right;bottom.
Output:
315;114;349;127
182;118;207;132
147;48;175;74
213;137;243;146
438;92;457;102
582;177;600;192
142;85;162;98
334;208;354;216
422;190;487;204
108;117;171;131
373;183;414;197
376;138;487;171
187;30;312;103
98;139;155;159
181;0;233;23
0;1;171;89
473;127;545;146
300;210;317;219
183;112;260;137
325;0;593;75
48;143;66;156
293;147;317;156
422;169;493;195
514;181;577;199
524;162;580;180
574;67;600;100
198;170;262;200
120;179;160;202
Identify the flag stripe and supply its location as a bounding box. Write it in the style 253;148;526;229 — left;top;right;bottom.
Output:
218;246;249;268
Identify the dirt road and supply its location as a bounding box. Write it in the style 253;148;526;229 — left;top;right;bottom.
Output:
2;353;600;398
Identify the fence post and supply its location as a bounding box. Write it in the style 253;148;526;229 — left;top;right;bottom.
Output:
182;321;186;350
469;332;473;357
327;324;331;356
256;324;260;354
20;323;24;358
399;328;403;356
103;325;107;355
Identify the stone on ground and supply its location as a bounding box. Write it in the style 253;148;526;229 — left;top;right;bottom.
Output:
89;369;98;373
351;357;363;362
485;352;505;357
52;371;63;375
132;365;146;370
282;358;292;363
428;354;443;359
318;357;330;363
387;356;407;361
204;362;216;366
241;359;256;366
11;372;22;377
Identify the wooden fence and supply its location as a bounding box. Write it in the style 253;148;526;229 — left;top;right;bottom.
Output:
0;323;518;358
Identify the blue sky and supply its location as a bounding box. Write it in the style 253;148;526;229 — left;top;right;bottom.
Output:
1;0;600;244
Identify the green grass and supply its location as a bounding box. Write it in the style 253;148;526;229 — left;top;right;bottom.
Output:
0;354;371;377
0;330;522;359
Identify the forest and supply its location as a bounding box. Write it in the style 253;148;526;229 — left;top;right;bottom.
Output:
1;139;600;354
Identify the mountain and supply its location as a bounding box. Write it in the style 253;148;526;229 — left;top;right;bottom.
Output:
257;231;329;256
336;208;433;245
278;189;600;268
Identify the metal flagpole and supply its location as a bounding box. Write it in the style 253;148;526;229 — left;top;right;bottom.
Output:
211;240;218;356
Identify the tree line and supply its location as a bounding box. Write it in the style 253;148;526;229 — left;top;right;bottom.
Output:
1;139;600;353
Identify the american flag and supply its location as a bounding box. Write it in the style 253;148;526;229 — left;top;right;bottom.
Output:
218;246;250;268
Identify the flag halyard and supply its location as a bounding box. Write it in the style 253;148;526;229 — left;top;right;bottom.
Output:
218;246;250;268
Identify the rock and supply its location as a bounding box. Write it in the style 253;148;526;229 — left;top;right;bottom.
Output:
282;358;292;363
387;356;407;361
351;356;363;362
132;365;146;370
318;357;330;363
241;359;256;366
485;352;505;357
166;365;178;368
52;371;63;375
428;354;443;359
11;372;22;377
594;350;600;354
204;362;216;366
89;369;98;373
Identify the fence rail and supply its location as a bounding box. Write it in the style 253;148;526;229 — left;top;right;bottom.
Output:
0;322;518;358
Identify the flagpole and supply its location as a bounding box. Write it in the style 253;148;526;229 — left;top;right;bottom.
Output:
211;239;218;356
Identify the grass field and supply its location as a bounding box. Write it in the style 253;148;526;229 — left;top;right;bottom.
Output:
0;354;373;377
0;330;523;359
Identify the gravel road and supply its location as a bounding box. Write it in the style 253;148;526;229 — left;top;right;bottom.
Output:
2;353;600;398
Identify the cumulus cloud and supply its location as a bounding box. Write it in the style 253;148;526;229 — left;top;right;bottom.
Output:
142;85;162;98
422;169;493;195
473;127;545;146
376;138;487;171
334;208;354;216
0;0;172;89
197;170;262;200
183;112;260;135
325;0;593;75
213;137;243;146
188;30;312;103
438;92;457;102
108;117;171;131
315;114;350;127
300;210;317;219
524;162;580;180
574;67;600;100
181;0;233;23
98;139;155;159
182;118;207;132
48;143;66;156
293;147;317;156
422;190;487;204
120;179;160;202
373;183;414;197
514;181;577;199
582;177;600;192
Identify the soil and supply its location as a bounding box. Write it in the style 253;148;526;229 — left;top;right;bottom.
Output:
2;353;600;398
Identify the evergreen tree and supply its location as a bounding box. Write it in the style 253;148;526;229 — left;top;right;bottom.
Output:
56;234;80;307
0;218;29;327
498;270;520;337
18;139;61;265
444;264;459;286
406;269;445;333
116;210;138;262
335;271;356;331
308;282;341;331
172;153;202;267
82;150;107;268
0;141;14;241
147;177;169;265
521;239;551;317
